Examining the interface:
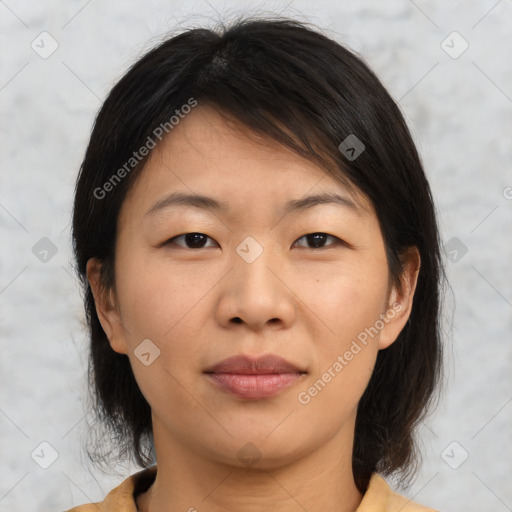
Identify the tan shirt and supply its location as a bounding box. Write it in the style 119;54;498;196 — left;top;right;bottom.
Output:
65;465;439;511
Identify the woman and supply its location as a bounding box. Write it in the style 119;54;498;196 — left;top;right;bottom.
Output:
67;15;444;512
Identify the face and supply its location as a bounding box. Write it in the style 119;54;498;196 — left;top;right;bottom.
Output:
88;105;419;470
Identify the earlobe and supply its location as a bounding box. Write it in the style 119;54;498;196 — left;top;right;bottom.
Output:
378;247;421;350
86;258;128;355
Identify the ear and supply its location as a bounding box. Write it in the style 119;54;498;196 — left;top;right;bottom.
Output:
86;257;128;355
378;246;421;350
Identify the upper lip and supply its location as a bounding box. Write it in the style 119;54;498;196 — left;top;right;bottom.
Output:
204;354;306;375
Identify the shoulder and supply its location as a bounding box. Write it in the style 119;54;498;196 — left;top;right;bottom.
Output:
63;465;157;512
357;473;439;512
63;467;436;512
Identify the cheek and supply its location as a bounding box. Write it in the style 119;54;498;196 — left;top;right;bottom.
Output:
115;244;211;340
113;246;221;405
301;257;389;344
114;253;207;418
294;259;387;414
295;341;378;434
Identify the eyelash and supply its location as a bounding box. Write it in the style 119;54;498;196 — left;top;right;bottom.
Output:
163;232;344;250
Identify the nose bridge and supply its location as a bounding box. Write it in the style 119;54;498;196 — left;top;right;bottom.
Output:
233;234;279;291
225;233;292;328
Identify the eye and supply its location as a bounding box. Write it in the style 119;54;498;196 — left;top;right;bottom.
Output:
165;232;218;249
293;232;343;249
163;232;343;250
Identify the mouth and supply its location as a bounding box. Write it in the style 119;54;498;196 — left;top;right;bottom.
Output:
204;354;307;399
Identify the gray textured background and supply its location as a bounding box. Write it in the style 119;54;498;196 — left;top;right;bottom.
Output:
1;1;511;511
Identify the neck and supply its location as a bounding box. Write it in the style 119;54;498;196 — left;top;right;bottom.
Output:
138;414;363;512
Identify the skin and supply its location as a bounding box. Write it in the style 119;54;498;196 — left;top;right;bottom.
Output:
87;104;420;512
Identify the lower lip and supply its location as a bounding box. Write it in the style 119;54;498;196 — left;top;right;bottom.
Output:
205;372;304;399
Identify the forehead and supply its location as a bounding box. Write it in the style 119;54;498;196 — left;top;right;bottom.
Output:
120;105;374;223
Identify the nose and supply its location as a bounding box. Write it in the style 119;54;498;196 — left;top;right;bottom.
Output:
216;241;296;331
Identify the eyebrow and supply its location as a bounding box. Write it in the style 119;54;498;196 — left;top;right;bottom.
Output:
144;191;362;218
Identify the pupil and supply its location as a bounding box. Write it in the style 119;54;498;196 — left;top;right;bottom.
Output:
186;233;205;248
309;233;325;248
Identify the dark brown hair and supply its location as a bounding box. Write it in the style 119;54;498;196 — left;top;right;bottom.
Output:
72;15;445;493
